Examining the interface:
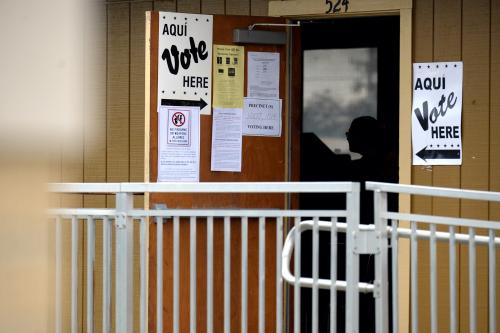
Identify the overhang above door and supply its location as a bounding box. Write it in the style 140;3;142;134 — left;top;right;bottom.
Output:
269;0;412;17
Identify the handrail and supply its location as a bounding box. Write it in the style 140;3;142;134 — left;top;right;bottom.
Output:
281;220;374;293
366;181;500;202
49;181;358;194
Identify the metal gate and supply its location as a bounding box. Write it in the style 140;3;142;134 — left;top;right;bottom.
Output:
49;181;500;333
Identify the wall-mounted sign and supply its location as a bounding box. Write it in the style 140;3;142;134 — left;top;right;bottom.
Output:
158;106;200;182
158;12;213;115
211;108;243;172
213;45;245;109
412;62;463;165
243;98;281;137
247;52;280;99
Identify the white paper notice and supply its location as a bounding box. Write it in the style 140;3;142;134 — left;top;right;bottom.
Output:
412;62;463;165
211;108;242;172
158;106;200;182
243;98;281;137
247;52;280;99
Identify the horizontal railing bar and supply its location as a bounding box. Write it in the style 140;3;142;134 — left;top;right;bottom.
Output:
49;209;346;219
395;227;500;245
129;209;346;218
283;276;374;293
367;181;500;202
49;210;500;245
48;209;116;217
48;183;122;193
123;182;357;193
49;182;358;194
385;212;500;230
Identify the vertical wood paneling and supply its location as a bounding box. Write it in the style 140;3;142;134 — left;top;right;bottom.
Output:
432;1;461;331
177;0;201;13
154;0;177;12
107;4;130;186
411;0;434;198
226;0;251;15
251;0;268;16
131;3;151;184
202;0;225;14
412;1;434;331
489;0;500;331
460;0;490;332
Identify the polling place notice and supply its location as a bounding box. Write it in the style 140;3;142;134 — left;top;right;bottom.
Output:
213;45;244;108
412;62;463;165
243;98;281;137
247;52;280;99
158;106;200;182
211;108;242;172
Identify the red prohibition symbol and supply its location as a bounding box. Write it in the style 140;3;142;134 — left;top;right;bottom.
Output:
171;112;186;127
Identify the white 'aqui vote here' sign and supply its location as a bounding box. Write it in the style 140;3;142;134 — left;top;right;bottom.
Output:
157;12;213;115
411;62;463;166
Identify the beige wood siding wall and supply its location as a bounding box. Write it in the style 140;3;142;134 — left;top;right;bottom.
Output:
412;0;500;331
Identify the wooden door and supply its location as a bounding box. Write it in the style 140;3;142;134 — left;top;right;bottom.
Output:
147;12;287;333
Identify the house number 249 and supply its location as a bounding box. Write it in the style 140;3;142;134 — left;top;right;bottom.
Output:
325;0;349;13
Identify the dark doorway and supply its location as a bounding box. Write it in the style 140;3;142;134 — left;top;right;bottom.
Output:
297;16;400;333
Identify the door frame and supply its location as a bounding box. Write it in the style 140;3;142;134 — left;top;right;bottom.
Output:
269;1;412;332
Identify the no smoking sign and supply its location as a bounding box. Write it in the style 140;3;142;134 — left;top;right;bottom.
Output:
167;109;191;146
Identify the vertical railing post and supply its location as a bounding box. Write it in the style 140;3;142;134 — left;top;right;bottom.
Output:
115;192;134;333
345;183;360;333
373;190;389;333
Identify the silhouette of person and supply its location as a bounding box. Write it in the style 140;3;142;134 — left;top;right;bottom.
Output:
299;116;396;333
346;116;395;332
347;116;393;186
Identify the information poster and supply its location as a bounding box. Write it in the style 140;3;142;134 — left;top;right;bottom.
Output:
211;108;243;172
158;106;200;182
247;52;280;99
213;45;245;108
412;62;463;165
158;12;213;115
243;98;281;137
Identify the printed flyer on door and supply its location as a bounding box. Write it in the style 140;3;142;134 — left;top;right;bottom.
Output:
157;105;200;182
213;44;244;108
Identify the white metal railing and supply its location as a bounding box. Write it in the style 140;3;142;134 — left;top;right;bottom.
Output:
49;182;361;333
49;181;500;333
366;181;500;333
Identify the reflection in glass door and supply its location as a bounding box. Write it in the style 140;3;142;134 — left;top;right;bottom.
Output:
303;48;377;160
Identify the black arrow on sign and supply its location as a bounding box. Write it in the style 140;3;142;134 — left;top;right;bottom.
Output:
416;146;461;162
161;98;208;110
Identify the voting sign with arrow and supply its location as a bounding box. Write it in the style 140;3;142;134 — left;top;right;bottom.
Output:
411;62;463;165
157;12;213;115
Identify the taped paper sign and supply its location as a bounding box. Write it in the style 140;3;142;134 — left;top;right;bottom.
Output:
158;106;200;182
213;45;245;108
243;98;281;137
211;108;243;172
158;12;213;115
412;62;463;165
